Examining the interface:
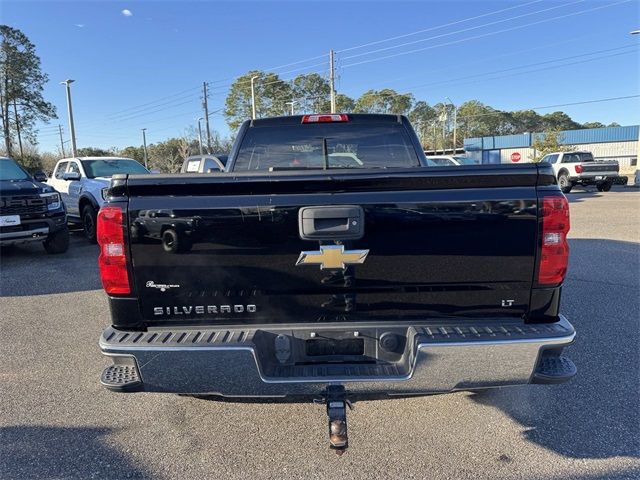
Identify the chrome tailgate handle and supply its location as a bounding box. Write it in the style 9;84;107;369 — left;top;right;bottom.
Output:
298;206;364;240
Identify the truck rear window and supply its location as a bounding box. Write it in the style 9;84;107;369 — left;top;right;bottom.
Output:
233;123;420;171
563;153;594;163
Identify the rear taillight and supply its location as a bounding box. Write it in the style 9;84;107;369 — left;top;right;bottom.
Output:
301;114;348;123
574;164;583;174
538;196;570;286
97;206;130;295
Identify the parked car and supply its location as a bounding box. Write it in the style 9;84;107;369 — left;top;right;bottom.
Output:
541;151;619;193
180;155;227;173
0;157;68;253
97;114;575;452
47;157;149;242
425;155;478;166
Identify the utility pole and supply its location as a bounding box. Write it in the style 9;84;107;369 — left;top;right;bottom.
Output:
141;128;148;169
58;125;66;157
197;117;204;155
250;75;259;120
61;79;77;157
329;49;336;113
202;82;212;153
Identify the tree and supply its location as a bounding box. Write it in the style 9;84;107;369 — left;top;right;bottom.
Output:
408;101;437;148
119;146;145;163
456;100;510;139
540;111;581;131
354;89;413;115
581;121;605;129
76;147;114;157
0;26;56;157
530;127;573;162
224;70;292;130
335;93;355;113
290;73;331;113
509;110;543;133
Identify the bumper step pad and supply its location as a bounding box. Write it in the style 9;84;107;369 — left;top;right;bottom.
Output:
533;355;577;384
101;364;143;392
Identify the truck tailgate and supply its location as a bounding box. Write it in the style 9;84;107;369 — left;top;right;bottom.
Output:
125;166;541;325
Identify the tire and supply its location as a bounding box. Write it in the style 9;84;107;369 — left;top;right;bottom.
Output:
558;173;572;193
82;205;98;244
162;229;180;253
162;228;192;253
43;226;70;254
597;182;612;192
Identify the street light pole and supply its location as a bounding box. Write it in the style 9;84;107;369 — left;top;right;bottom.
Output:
250;75;259;120
60;79;77;157
286;101;297;116
631;30;640;186
141;128;148;169
197;117;204;155
329;49;336;113
445;97;457;153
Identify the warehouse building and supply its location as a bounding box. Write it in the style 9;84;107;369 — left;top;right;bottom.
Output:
463;125;639;168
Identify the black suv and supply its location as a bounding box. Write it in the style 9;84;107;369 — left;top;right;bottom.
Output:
0;157;69;253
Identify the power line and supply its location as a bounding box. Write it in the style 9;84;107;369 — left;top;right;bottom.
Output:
457;95;640;119
360;33;595;91
341;0;586;61
336;0;546;53
399;45;638;93
102;86;201;118
340;0;633;69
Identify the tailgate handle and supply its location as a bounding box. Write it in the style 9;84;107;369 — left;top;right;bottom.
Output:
298;206;364;240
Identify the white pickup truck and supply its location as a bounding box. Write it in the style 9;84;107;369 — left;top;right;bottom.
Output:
47;157;149;242
541;151;619;193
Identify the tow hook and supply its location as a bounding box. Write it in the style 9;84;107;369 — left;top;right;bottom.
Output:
315;385;353;455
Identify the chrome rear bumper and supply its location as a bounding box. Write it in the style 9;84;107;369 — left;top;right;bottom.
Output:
99;315;575;397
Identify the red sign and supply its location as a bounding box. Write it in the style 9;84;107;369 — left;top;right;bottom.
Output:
511;152;521;162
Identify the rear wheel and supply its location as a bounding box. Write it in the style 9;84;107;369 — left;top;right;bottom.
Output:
43;226;70;254
558;173;572;193
162;228;192;253
597;182;612;192
82;205;98;244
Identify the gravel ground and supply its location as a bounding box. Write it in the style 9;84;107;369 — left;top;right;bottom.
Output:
1;186;638;480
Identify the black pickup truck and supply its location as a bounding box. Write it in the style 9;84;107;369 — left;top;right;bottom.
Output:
98;114;576;451
0;157;69;253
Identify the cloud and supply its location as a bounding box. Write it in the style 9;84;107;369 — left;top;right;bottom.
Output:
74;24;85;28
121;9;133;17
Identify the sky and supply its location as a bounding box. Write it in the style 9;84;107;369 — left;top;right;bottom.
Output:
3;0;640;152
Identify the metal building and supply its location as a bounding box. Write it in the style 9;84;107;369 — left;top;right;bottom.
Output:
464;125;639;168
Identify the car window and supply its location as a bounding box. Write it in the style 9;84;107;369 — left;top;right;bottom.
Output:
67;162;81;175
81;159;149;178
0;159;31;181
234;123;420;171
452;156;477;165
430;157;456;166
54;162;69;179
562;154;580;163
548;154;559;164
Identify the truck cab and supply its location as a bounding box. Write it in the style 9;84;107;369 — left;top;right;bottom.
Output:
0;157;69;253
541;151;619;193
47;157;149;242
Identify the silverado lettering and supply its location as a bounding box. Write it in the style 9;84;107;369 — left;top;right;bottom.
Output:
98;114;576;452
153;305;257;316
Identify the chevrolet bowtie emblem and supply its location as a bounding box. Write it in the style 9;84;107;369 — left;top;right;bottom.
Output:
296;245;369;270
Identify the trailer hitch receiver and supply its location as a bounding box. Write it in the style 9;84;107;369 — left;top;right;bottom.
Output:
322;385;352;454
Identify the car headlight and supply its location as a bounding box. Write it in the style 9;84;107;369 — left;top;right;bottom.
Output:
40;192;61;211
102;187;110;201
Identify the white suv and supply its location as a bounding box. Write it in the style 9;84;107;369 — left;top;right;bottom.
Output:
47;157;149;242
541;151;619;193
